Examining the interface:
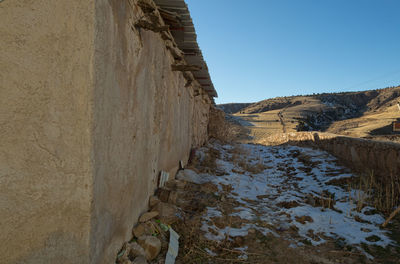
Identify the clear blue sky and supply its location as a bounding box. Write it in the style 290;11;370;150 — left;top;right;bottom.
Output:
185;0;400;104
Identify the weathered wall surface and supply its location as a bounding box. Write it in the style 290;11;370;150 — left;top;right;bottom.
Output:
260;132;400;181
0;0;211;263
0;1;95;263
90;1;210;263
208;107;228;140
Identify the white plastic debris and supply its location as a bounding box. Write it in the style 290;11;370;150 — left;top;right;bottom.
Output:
165;227;180;264
159;171;169;188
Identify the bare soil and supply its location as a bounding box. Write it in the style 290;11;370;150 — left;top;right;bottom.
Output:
164;141;400;264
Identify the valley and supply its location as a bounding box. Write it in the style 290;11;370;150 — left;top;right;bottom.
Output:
219;86;400;143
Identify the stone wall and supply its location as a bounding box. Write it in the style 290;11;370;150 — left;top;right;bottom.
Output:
0;0;212;263
260;132;400;182
208;107;229;140
91;1;210;263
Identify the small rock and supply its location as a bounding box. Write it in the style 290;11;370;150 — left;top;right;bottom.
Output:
133;223;157;237
132;255;148;264
295;215;314;224
176;169;205;184
149;196;160;208
215;168;226;176
361;227;371;233
233;236;245;247
152;202;178;224
156;188;171;203
138;235;162;261
139;211;159;223
117;243;131;263
176;180;186;189
129;242;146;258
165;180;176;189
200;182;218;193
165;179;186;189
133;224;146;238
168;191;178;204
248;228;256;234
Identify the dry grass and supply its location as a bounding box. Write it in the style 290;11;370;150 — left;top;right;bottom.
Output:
170;179;257;264
199;147;220;172
227;145;269;174
172;143;400;264
348;171;400;216
173;219;251;264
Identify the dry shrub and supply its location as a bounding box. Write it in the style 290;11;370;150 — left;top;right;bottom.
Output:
304;193;336;210
200;147;220;173
229;145;248;163
238;160;268;174
173;217;252;264
368;171;400;215
350;171;400;215
227;145;268;174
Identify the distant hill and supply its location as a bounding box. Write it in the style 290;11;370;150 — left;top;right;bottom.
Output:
219;86;400;141
217;103;253;114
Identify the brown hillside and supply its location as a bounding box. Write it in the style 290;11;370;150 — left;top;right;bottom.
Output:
219;86;400;142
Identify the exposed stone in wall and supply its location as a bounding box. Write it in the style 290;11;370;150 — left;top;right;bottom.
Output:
192;95;211;147
208;107;243;142
208;107;229;140
208;107;252;142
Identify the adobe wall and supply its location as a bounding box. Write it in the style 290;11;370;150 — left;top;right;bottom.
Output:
90;1;210;263
0;1;95;263
260;132;400;182
0;0;211;263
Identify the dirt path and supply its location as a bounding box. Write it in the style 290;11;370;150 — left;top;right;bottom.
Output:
277;111;286;133
170;141;399;264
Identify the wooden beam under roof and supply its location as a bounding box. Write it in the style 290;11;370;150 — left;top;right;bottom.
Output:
154;0;186;7
157;6;187;11
153;0;217;98
158;8;180;21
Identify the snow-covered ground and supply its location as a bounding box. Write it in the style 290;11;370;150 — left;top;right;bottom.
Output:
177;141;395;258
